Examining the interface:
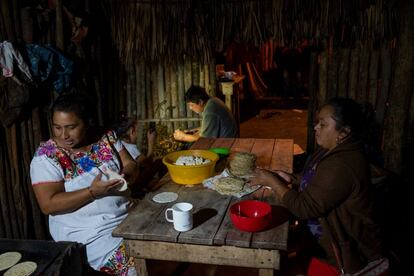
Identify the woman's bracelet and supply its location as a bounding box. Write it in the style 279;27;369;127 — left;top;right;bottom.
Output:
88;187;97;200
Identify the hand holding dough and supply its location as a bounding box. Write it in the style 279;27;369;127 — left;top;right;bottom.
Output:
105;169;128;191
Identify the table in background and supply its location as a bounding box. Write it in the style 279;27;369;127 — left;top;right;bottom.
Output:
113;138;294;276
219;75;245;130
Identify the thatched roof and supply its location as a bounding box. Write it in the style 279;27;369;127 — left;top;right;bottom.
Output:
105;0;399;64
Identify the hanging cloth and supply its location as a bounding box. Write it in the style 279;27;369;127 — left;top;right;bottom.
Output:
0;41;33;82
26;44;73;93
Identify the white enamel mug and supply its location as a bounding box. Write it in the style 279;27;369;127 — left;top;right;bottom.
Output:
165;202;193;232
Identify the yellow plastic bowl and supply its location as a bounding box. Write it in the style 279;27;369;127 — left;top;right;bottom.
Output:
162;150;219;185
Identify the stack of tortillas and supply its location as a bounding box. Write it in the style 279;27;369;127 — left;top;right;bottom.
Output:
229;152;257;177
214;177;245;195
0;251;37;276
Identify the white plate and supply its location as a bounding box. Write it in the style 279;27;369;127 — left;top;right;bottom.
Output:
0;252;22;271
152;192;178;203
4;261;37;276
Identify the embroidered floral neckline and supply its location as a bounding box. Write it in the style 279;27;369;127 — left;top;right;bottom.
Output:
36;132;117;180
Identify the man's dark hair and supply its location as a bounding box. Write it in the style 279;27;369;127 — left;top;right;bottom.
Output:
184;85;210;104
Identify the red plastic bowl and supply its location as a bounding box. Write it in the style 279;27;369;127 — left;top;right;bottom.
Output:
229;200;272;232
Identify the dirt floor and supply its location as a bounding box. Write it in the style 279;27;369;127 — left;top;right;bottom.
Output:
239;108;308;153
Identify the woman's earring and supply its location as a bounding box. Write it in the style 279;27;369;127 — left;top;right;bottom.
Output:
336;136;342;145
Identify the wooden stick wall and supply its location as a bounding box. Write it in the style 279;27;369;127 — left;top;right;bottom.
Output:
110;60;215;149
308;43;400;165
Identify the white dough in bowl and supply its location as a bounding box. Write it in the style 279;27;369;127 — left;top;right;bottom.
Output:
175;155;211;166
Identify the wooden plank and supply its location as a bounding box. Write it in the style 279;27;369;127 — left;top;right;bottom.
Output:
190;138;215;150
251;202;289;250
139;184;189;242
259;268;274;276
127;241;280;269
270;139;293;173
210;138;235;148
221;197;253;248
178;186;232;245
113;179;184;241
250;139;275;169
246;189;289;251
213;196;236;245
230;138;255;153
134;259;148;276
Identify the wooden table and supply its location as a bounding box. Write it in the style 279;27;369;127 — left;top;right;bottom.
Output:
113;138;294;276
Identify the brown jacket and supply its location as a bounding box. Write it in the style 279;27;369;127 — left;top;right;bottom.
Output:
283;141;383;273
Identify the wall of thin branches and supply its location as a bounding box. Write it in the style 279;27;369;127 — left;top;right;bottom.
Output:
306;45;395;157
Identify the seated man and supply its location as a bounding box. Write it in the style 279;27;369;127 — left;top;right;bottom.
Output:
173;85;238;142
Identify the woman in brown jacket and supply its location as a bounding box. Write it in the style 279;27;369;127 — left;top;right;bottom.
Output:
250;98;388;275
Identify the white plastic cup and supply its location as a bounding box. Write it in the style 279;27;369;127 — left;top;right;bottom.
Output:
165;202;193;232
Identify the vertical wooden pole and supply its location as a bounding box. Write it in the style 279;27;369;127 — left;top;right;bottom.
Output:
368;50;380;107
356;48;370;103
337;49;350;98
177;63;186;130
383;1;414;174
184;60;193;129
318;50;328;105
327;50;338;99
375;47;391;126
170;65;179;131
307;52;319;153
0;0;16;41
55;0;64;50
348;48;360;101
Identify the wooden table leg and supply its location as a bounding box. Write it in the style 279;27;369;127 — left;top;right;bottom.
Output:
205;264;218;276
259;268;274;276
135;258;148;276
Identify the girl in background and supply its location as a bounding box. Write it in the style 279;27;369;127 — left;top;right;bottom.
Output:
114;114;162;195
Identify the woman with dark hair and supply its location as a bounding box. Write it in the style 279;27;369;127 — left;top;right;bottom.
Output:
30;93;139;275
250;97;388;275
